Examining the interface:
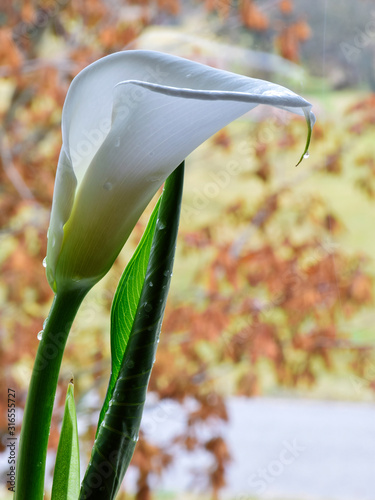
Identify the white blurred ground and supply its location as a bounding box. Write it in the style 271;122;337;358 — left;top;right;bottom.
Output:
131;396;375;500
1;396;374;499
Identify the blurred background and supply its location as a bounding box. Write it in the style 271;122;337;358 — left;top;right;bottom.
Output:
1;1;375;499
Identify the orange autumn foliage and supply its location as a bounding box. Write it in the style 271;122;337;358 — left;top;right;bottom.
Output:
241;0;269;31
276;20;312;61
279;0;293;15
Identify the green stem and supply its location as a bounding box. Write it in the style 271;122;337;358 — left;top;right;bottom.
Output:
15;287;88;500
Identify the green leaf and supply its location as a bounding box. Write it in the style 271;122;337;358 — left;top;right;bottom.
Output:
80;162;184;499
96;197;162;433
51;381;80;500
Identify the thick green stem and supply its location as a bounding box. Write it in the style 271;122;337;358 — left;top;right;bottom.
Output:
15;287;88;500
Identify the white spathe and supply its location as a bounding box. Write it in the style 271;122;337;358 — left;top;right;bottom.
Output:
46;50;315;292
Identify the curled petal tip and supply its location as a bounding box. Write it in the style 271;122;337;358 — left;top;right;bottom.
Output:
296;106;315;167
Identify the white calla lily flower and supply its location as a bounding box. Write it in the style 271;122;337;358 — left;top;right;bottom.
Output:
46;50;315;293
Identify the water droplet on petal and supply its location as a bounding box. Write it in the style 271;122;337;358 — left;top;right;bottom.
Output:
37;330;44;340
42;257;47;268
103;182;113;191
147;175;162;183
303;151;310;159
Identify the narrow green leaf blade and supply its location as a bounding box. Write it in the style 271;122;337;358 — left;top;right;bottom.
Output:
80;162;184;500
51;382;80;500
97;197;161;432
